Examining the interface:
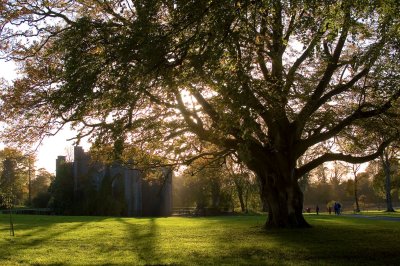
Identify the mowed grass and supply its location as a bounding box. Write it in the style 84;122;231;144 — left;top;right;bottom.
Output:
0;214;400;265
349;210;400;217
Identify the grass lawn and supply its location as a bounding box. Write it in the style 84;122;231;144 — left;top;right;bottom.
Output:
347;210;400;218
0;214;399;265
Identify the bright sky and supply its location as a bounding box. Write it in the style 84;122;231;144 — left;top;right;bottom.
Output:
0;59;89;174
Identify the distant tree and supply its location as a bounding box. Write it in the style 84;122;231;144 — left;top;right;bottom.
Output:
31;168;54;199
0;189;15;236
178;158;233;213
358;126;400;211
344;169;379;209
226;158;260;213
31;168;54;208
371;156;400;211
313;164;329;185
0;158;17;236
329;161;349;201
1;1;400;228
306;164;332;206
379;146;398;212
330;162;348;186
230;172;251;213
0;148;34;206
358;194;367;210
350;164;362;212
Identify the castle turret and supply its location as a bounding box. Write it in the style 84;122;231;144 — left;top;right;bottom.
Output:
55;156;66;178
73;146;90;193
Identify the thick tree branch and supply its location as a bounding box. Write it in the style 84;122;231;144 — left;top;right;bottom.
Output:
183;149;233;166
300;89;400;152
310;36;387;117
284;24;326;95
255;15;271;83
174;89;238;149
312;67;370;113
296;138;394;178
240;82;277;131
94;0;130;25
175;90;205;134
283;10;304;43
257;51;270;81
296;6;351;127
191;89;220;123
270;0;284;80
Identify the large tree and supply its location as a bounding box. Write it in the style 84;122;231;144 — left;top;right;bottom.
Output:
1;1;400;227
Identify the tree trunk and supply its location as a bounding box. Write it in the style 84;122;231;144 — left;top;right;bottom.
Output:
354;176;360;212
233;178;246;212
237;190;246;213
9;207;14;236
210;179;221;209
244;188;249;213
257;176;269;212
239;141;310;228
382;154;395;212
258;171;310;228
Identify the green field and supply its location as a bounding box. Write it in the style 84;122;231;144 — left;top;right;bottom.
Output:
348;210;400;217
0;214;399;265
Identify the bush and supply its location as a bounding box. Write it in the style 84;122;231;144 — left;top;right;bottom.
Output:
32;192;52;208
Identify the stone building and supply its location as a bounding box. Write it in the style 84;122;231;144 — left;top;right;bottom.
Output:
56;146;172;216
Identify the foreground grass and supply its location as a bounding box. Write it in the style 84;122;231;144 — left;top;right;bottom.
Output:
0;214;399;265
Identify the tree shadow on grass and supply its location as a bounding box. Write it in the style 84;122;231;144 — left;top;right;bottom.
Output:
0;214;110;240
0;214;104;264
162;215;400;265
116;217;160;265
0;213;109;225
224;215;400;265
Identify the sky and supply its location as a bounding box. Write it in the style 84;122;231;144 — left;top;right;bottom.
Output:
0;59;89;174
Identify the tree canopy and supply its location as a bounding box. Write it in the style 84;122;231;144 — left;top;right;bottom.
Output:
0;148;34;206
1;0;400;227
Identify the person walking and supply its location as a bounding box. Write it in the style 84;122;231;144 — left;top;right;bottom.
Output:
337;202;342;215
316;205;320;215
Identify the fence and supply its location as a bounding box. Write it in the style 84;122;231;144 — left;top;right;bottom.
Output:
0;208;53;215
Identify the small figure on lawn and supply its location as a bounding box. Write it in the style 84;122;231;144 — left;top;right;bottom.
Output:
316;205;320;215
334;202;342;215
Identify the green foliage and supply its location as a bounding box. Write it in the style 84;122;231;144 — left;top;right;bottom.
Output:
1;0;399;166
303;163;383;209
174;156;262;213
0;188;16;210
0;148;34;206
89;143;168;170
31;192;52;208
47;162;74;214
31;168;54;201
176;159;231;209
372;159;400;200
